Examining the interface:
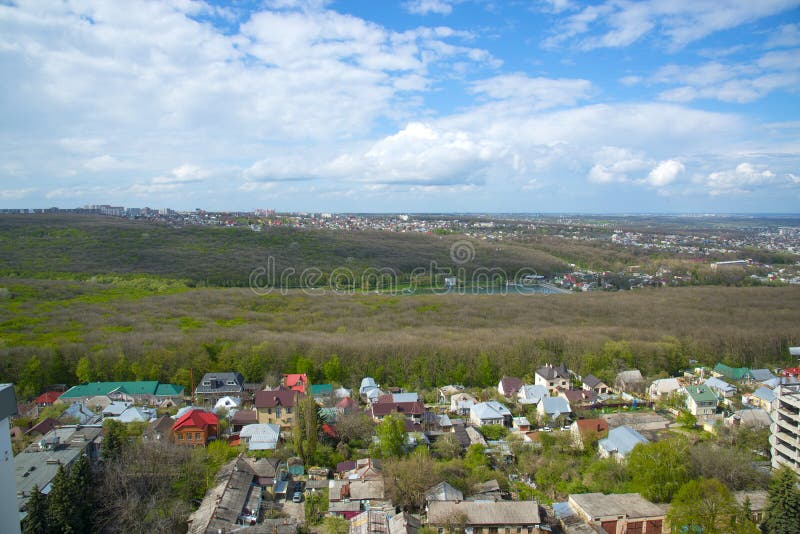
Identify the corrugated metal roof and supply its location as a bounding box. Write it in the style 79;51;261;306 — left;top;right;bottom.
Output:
428;501;541;525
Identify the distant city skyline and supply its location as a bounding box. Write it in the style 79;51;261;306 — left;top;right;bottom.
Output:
1;0;799;213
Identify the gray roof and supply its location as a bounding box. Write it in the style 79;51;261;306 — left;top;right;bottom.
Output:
471;401;510;421
790;347;800;356
749;369;776;382
598;425;649;457
195;372;244;394
616;370;645;383
569;493;665;520
762;376;800;389
753;386;776;402
517;384;549;404
583;374;605;388
704;377;737;393
539;396;571;416
392;393;419;403
537;363;570;380
15;426;102;511
733;408;772;428
428;501;541;526
426;481;464;502
360;377;378;394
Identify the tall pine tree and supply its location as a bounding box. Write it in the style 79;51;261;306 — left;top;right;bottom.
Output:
21;484;48;534
764;466;800;534
46;464;76;533
68;454;93;532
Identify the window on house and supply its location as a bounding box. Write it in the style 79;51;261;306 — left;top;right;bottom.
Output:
276;407;282;418
227;380;236;385
286;407;292;414
202;381;211;386
196;432;202;441
178;433;184;440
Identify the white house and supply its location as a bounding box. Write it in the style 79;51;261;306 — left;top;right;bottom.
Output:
214;396;241;413
450;392;478;415
469;401;511;427
240;423;281;451
648;378;682;399
535;363;571;393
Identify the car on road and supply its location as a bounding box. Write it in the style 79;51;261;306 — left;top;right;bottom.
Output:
292;491;303;503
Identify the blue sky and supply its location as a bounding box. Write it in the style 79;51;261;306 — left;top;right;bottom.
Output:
1;0;799;213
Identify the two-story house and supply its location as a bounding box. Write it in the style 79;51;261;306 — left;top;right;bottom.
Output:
254;389;303;429
195;372;244;405
172;409;219;446
535;363;571;394
685;385;718;423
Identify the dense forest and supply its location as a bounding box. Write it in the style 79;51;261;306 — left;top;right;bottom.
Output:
2;276;798;399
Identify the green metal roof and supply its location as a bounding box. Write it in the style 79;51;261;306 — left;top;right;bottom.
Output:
310;383;333;396
713;363;750;381
685;385;718;403
60;381;182;398
155;383;184;396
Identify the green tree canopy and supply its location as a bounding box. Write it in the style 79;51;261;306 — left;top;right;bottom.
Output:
764;466;800;534
627;438;691;503
374;414;406;458
667;478;758;534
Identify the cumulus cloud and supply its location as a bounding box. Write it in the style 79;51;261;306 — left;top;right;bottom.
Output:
587;147;650;183
544;0;800;51
646;160;685;187
470;74;593;109
706;162;781;195
84;155;123;172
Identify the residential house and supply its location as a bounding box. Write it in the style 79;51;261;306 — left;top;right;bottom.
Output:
560;389;596;408
329;478;386;519
239;423;281;451
614;370;646;394
172;409;219;446
537;396;572;422
648;378;682;400
512;416;531;432
230;409;258;433
187;456;269;533
567;492;666;534
438;384;464;404
143;415;173;441
310;383;334;403
598;425;649;461
283;373;309;394
582;374;610;395
470;479;504;501
59;402;100;425
734;490;768;526
469;401;511;427
425;481;464;507
337;396;359;413
335;386;352;399
427;501;544;533
368;400;425;423
213;396;240;413
729;408;772;429
60;381;184;405
685;385;718;423
25;417;58;438
254;389;303;429
570;418;609;449
713;363;751;383
449;392;477;415
749;369;776;384
33;391;61;407
704;377;737;398
350;510;420;534
107;405;155;423
535;363;571;393
517;384;549;406
102;401;131;418
747;386;778;412
194;372;244;405
359;377;380;398
498;376;523;398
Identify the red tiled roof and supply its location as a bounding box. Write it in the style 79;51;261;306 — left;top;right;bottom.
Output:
283;374;308;392
34;391;61;404
172;409;218;432
337;397;358;410
255;389;302;408
322;423;337;438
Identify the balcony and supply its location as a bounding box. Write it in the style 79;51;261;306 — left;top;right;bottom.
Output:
773;440;798;461
778;407;800;424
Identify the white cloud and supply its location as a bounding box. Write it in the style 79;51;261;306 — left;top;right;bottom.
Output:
706;162;783;195
646;159;685;187
469;73;593;109
84;155;123;172
403;0;454;16
0;188;34;200
766;23;800;48
587;147;650;183
545;0;800;51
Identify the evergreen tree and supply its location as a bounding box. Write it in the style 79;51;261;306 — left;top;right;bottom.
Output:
46;465;76;533
102;419;125;462
292;396;320;464
764;466;800;534
21;484;48;534
68;454;93;532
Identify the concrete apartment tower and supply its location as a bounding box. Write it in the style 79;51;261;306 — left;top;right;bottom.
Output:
0;384;21;534
771;382;800;474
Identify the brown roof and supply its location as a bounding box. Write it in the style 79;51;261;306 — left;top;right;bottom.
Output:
500;376;523;395
428;501;541;526
254;389;302;408
231;409;258;425
369;401;424;418
574;419;609;436
26;417;58;436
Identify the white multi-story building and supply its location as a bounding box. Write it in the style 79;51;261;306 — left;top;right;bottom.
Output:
0;384;20;534
771;383;800;474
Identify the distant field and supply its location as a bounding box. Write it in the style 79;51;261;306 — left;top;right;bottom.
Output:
0;215;569;285
2;276;798;397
